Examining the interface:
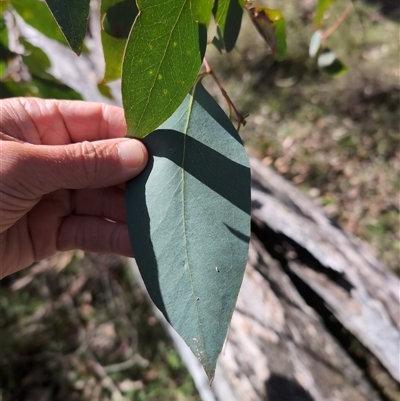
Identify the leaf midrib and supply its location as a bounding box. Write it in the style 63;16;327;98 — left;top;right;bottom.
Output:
134;0;189;135
180;86;208;367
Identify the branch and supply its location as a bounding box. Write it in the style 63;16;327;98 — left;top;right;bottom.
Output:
202;57;247;131
322;4;353;43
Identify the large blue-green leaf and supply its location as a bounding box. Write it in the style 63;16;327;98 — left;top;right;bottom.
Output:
44;0;90;55
126;83;251;381
122;0;208;138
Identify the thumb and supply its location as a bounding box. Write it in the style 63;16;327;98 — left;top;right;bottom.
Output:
3;138;148;197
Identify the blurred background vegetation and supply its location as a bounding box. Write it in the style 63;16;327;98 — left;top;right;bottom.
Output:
0;0;398;399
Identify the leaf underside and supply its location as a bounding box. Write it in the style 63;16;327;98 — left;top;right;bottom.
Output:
45;0;90;55
126;83;251;380
122;0;208;138
318;48;347;76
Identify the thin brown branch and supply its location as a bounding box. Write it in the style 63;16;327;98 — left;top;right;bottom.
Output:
202;57;247;131
322;4;353;43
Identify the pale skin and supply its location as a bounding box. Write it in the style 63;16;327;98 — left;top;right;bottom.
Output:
0;98;148;279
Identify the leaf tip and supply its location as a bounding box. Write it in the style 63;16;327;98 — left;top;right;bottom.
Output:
204;366;216;385
73;47;82;57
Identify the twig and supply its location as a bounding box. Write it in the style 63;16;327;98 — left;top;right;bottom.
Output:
103;354;149;373
88;356;124;401
322;4;353;43
202;57;247;131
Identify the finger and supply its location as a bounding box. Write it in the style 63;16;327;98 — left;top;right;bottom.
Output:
2;138;148;197
57;216;134;257
71;187;126;223
0;97;126;145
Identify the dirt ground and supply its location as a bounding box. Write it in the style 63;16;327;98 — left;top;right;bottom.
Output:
204;0;399;273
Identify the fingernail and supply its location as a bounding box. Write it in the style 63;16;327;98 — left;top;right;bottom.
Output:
117;139;146;169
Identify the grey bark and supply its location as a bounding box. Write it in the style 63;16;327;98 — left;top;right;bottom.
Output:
250;157;399;382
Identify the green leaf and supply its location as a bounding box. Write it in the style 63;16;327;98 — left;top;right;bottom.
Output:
0;15;17;80
97;82;114;99
126;83;251;381
0;76;83;99
318;48;347;76
44;0;90;55
122;0;207;138
102;0;137;39
315;0;336;28
21;39;54;80
213;0;244;52
0;13;8;48
101;0;138;82
248;7;286;61
0;1;9;14
190;0;213;26
0;60;6;80
11;0;68;46
211;28;224;54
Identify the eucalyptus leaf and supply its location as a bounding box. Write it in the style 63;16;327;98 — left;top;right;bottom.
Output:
0;14;14;79
309;30;322;58
102;0;137;38
0;1;8;14
11;0;68;46
248;7;287;60
213;0;244;52
122;0;207;138
21;39;54;81
126;83;251;380
318;48;347;76
44;0;90;55
315;0;336;28
101;0;138;82
97;82;114;99
211;28;225;54
0;14;8;48
0;76;83;99
190;0;213;26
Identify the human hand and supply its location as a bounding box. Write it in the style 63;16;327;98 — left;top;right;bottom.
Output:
0;98;148;278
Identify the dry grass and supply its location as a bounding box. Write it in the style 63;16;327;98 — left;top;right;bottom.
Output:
204;0;399;272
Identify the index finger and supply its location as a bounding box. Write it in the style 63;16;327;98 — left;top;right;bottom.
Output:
0;97;127;145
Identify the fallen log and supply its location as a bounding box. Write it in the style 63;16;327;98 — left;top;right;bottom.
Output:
212;237;382;401
130;158;399;400
250;157;399;382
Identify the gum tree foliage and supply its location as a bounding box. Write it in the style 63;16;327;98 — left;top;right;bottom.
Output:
1;0;345;381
